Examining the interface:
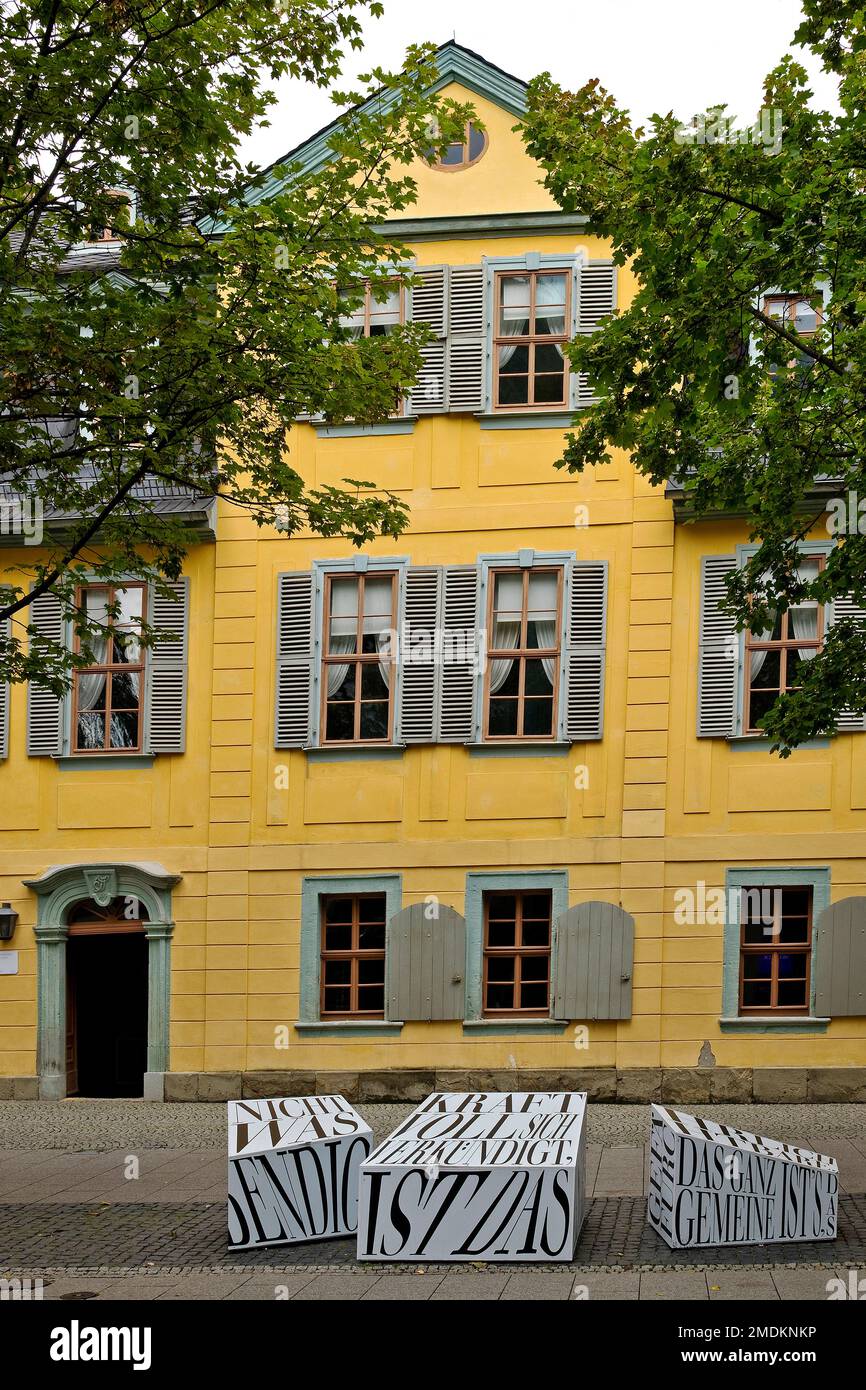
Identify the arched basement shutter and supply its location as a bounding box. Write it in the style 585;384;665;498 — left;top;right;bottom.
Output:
553;901;635;1020
387;902;466;1020
815;896;866;1016
697;554;738;737
26;588;64;756
275;571;314;749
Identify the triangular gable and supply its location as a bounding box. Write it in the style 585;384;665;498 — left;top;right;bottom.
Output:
249;42;527;205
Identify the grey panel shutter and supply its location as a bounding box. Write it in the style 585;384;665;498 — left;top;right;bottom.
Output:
275;571;314;749
553;901;634;1020
438;565;478;742
26;588;64;757
697;555;738;737
387;903;466;1020
564;561;607;741
400;566;441;744
148;578;189;754
575;260;616;408
815;897;866;1017
831;594;866;731
447;265;485;413
409;266;447;415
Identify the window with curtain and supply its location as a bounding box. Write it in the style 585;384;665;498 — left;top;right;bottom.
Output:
338;281;403;339
494;270;569;408
322;573;396;744
485;568;561;740
73;584;145;753
762;293;822;374
739;885;812;1015
320;893;387;1018
483;890;552;1016
745;555;824;733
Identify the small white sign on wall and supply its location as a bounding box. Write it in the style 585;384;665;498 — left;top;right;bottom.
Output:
0;952;18;976
648;1104;839;1249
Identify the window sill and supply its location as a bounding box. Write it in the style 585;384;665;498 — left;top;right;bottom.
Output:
719;1015;829;1035
467;742;571;759
478;411;574;431
315;419;416;439
463;1019;569;1036
295;1021;404;1038
57;754;155;770
728;736;831;750
305;745;406;762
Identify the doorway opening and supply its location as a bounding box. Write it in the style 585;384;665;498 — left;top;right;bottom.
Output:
65;898;149;1098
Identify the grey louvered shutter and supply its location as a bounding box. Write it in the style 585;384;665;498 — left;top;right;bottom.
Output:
831;594;866;731
447;265;485;413
0;619;9;760
147;578;189;754
553;901;634;1020
399;567;440;744
574;260;617;408
563;561;607;741
275;571;314;749
814;897;866;1016
438;565;478;742
387;903;466;1020
409;266;447;415
697;555;738;737
26;588;64;757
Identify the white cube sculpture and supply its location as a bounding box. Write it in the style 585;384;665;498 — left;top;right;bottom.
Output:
357;1091;587;1263
648;1104;839;1250
227;1095;372;1251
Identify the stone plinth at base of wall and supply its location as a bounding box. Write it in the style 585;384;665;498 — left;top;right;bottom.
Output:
5;1068;866;1103
149;1068;866;1105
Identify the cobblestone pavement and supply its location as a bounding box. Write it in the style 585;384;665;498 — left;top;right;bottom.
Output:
3;1099;866;1151
2;1194;865;1273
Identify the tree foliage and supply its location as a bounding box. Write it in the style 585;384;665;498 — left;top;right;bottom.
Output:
522;4;866;753
0;1;469;689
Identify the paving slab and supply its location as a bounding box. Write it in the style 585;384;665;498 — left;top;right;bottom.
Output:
640;1271;709;1300
706;1270;780;1300
224;1273;319;1300
292;1272;382;1301
581;1270;640;1300
500;1273;576;1300
772;1267;849;1300
429;1274;510;1300
359;1273;446;1300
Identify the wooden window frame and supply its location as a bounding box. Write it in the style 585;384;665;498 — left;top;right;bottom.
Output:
762;294;824;370
433;121;489;172
341;280;405;339
738;885;813;1016
744;555;825;734
483;566;562;743
320;892;387;1020
321;571;397;747
482;890;552;1017
72;582;146;755
493;269;571;412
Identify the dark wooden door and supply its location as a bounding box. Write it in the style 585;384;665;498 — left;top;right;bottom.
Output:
65;949;78;1096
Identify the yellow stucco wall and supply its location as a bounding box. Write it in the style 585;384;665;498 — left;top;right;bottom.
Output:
1;80;864;1082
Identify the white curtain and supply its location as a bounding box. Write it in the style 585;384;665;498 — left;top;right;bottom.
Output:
489;571;522;692
535;274;567;364
791;560;819;658
327;579;359;696
498;277;530;369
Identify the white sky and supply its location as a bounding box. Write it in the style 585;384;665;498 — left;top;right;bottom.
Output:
241;0;839;169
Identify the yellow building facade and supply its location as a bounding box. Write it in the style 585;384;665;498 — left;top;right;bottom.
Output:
1;44;865;1103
